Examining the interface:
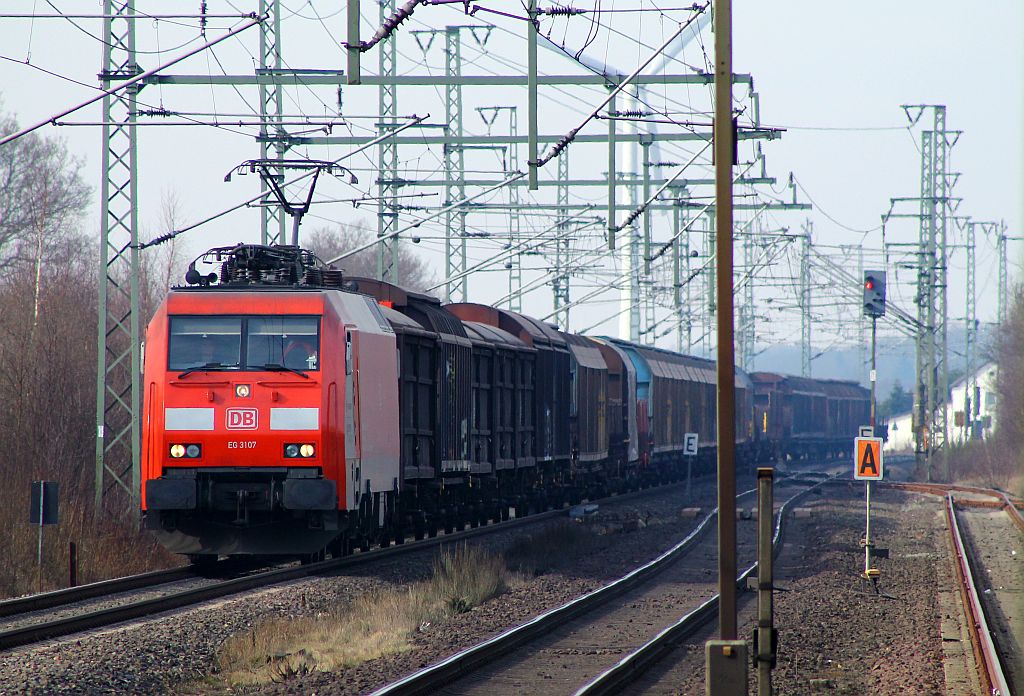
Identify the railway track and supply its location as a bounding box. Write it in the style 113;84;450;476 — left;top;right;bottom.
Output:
884;481;1021;695
946;493;1020;695
1;470;769;653
0;566;199;619
370;475;827;696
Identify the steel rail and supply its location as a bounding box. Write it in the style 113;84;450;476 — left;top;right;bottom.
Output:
0;566;198;619
369;476;823;696
883;481;1024;507
0;476;725;652
0;508;569;652
945;494;1012;696
882;481;1024;529
998;491;1024;533
573;479;824;696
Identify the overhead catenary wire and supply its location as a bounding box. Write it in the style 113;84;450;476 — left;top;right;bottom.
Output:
138;115;429;250
532;1;709;168
325;172;528;265
0;12;265;148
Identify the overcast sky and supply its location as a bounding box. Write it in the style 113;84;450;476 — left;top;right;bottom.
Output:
0;1;1019;360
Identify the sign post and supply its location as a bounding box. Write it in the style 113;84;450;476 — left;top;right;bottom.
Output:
30;481;59;590
854;437;883;578
683;433;698;501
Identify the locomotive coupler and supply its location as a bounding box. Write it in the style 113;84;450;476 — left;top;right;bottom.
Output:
233;489;259;525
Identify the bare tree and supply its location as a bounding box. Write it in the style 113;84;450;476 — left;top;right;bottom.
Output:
140;189;192;320
0;110;89;269
303;221;436;293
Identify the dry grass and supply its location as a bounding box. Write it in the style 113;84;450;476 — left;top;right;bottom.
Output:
215;544;513;686
947;438;1024;497
214;522;602;687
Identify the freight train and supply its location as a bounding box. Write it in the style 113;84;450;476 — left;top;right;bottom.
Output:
141;244;869;561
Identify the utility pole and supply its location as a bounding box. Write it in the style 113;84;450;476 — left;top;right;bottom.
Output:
96;0;141;516
671;191;679;350
508;107;522;312
376;0;400;283
998;222;1008;326
904;104;956;482
705;210;716;357
800;221;812;377
258;0;287;246
641;138;656;344
965;220;978;442
712;0;738;649
478;106;524;313
857;245;865;384
553;150;571;328
739;222;756;370
444;26;468;301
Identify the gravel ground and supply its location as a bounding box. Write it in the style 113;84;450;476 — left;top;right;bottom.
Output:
257;477;739;696
625;485;951;695
0;470;760;696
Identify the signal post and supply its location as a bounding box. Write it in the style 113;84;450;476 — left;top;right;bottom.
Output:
860;271;886;579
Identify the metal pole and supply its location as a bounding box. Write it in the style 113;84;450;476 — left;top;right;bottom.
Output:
96;0;142;516
870;317;877;430
527;0;538;190
800;222;811;377
376;0;400;283
865;315;877;577
863;480;872;576
607;91;617;249
756;467;774;696
713;0;737;642
673;197;683;353
37;484;44;569
998;224;1008;326
346;0;361;84
259;0;286;246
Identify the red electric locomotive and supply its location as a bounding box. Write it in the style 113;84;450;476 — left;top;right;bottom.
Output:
142;245;400;560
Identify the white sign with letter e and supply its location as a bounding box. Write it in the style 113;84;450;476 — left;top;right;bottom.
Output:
683;433;699;456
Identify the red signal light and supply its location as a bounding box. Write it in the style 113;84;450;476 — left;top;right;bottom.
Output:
865;280;874;290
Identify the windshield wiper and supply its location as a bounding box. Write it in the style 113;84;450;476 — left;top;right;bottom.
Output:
257;363;310;379
177;362;237;379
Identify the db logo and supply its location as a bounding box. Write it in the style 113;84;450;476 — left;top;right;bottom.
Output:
226;408;258;430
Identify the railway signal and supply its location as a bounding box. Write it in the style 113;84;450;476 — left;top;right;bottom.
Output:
863;271;887;318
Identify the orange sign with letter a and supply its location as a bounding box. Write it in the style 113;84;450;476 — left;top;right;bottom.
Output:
854;437;883;480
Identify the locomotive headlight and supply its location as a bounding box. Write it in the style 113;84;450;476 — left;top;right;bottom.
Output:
185;444;202;458
169;444;186;458
284;443;316;458
235;384;251;398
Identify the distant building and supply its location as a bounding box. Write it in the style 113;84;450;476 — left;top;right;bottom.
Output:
884;410;914;453
883;362;998;453
946;362;998;445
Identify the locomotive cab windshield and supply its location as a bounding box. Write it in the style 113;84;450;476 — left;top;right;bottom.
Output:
169;315;320;372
